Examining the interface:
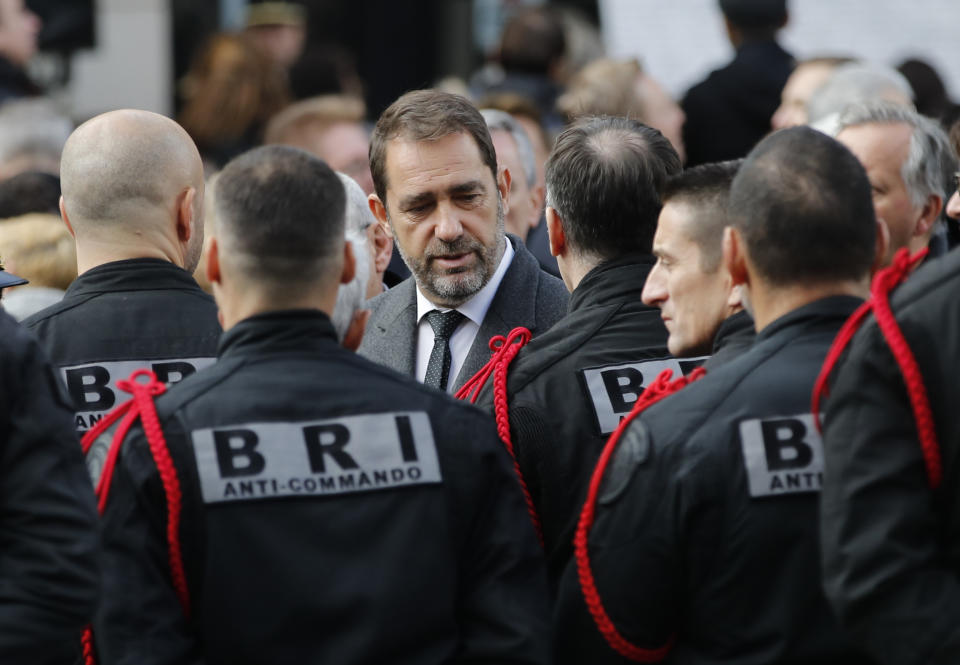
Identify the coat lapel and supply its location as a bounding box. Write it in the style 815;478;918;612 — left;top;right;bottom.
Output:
452;236;540;391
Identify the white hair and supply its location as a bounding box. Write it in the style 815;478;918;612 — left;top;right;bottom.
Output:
331;173;372;341
837;101;956;210
807;62;914;127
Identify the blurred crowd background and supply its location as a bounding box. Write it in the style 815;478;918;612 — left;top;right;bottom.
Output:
0;0;959;319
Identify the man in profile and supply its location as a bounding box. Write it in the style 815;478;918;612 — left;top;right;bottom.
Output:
836;100;955;262
24;110;220;431
360;90;567;394
480;108;544;245
642;161;754;370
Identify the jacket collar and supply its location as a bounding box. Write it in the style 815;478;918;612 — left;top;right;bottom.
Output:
568;254;656;313
64;258;202;298
756;295;863;344
218;309;339;359
712;309;755;354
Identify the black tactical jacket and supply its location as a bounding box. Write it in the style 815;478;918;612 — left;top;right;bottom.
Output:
821;250;960;665
476;255;685;585
555;296;874;665
23;258;221;430
0;311;100;663
95;310;551;665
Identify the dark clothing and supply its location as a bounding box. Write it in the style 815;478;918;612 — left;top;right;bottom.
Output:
703;309;755;371
0;311;100;664
524;218;561;277
23;258;221;431
476;255;676;585
556;296;872;665
0;56;40;104
821;251;960;665
95;310;551;665
682;39;793;166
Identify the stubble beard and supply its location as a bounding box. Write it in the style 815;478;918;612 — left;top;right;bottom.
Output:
393;199;506;308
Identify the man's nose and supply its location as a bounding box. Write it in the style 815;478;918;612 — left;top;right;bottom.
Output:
641;262;668;307
435;203;463;242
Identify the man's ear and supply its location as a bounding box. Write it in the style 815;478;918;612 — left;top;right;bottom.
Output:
914;194;942;239
545;206;566;258
723;226;749;287
498;166;511;216
368;194;392;238
206;236;221;286
529;183;545;230
340;239;356;285
59;196;76;238
873;217;891;273
341;309;370;352
175;186;198;256
368;224;392;274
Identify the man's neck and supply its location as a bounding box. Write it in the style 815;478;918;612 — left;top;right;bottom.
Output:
75;234;185;275
749;279;868;333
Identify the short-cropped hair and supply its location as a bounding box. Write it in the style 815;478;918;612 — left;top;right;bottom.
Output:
662;160;742;272
837;101;956;210
369;90;497;205
730;126;875;286
545;115;681;259
214;145;346;284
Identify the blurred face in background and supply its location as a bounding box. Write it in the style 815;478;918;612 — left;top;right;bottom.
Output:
771;62;836;130
490;128;541;242
0;0;39;67
637;72;686;163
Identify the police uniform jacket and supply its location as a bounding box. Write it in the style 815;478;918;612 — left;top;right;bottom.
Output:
476;255;678;585
554;296;873;665
95;310;551;665
0;311;100;664
703;309;755;371
23;258;221;430
821;251;960;665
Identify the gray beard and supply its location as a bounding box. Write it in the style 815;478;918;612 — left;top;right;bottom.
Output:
393;199;506;307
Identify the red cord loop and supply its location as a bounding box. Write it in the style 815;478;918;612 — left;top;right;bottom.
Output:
575;366;705;661
79;369;189;665
454;327;542;543
811;246;940;488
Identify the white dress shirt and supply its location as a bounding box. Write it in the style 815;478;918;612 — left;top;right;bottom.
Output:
415;240;515;392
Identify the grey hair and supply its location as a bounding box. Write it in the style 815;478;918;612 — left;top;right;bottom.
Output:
332;173;372;341
807;62;914;126
837;101;956;209
0;99;72;169
337;171;376;235
480;108;537;187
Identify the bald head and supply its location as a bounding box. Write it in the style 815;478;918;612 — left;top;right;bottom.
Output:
60;110;204;232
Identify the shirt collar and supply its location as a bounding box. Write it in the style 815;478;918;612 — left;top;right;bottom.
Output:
415;237;515;325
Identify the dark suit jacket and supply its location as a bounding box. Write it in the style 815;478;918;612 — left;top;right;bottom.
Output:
358;234;569;392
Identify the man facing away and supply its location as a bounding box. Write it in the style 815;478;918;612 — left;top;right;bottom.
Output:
359;89;568;394
23;110;221;432
93;145;551;665
474;116;680;585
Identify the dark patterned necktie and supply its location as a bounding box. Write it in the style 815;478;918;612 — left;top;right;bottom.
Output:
424;309;466;390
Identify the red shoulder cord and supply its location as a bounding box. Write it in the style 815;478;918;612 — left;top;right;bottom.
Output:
454;327;543;544
575;366;706;662
79;369;191;665
811;246;941;489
